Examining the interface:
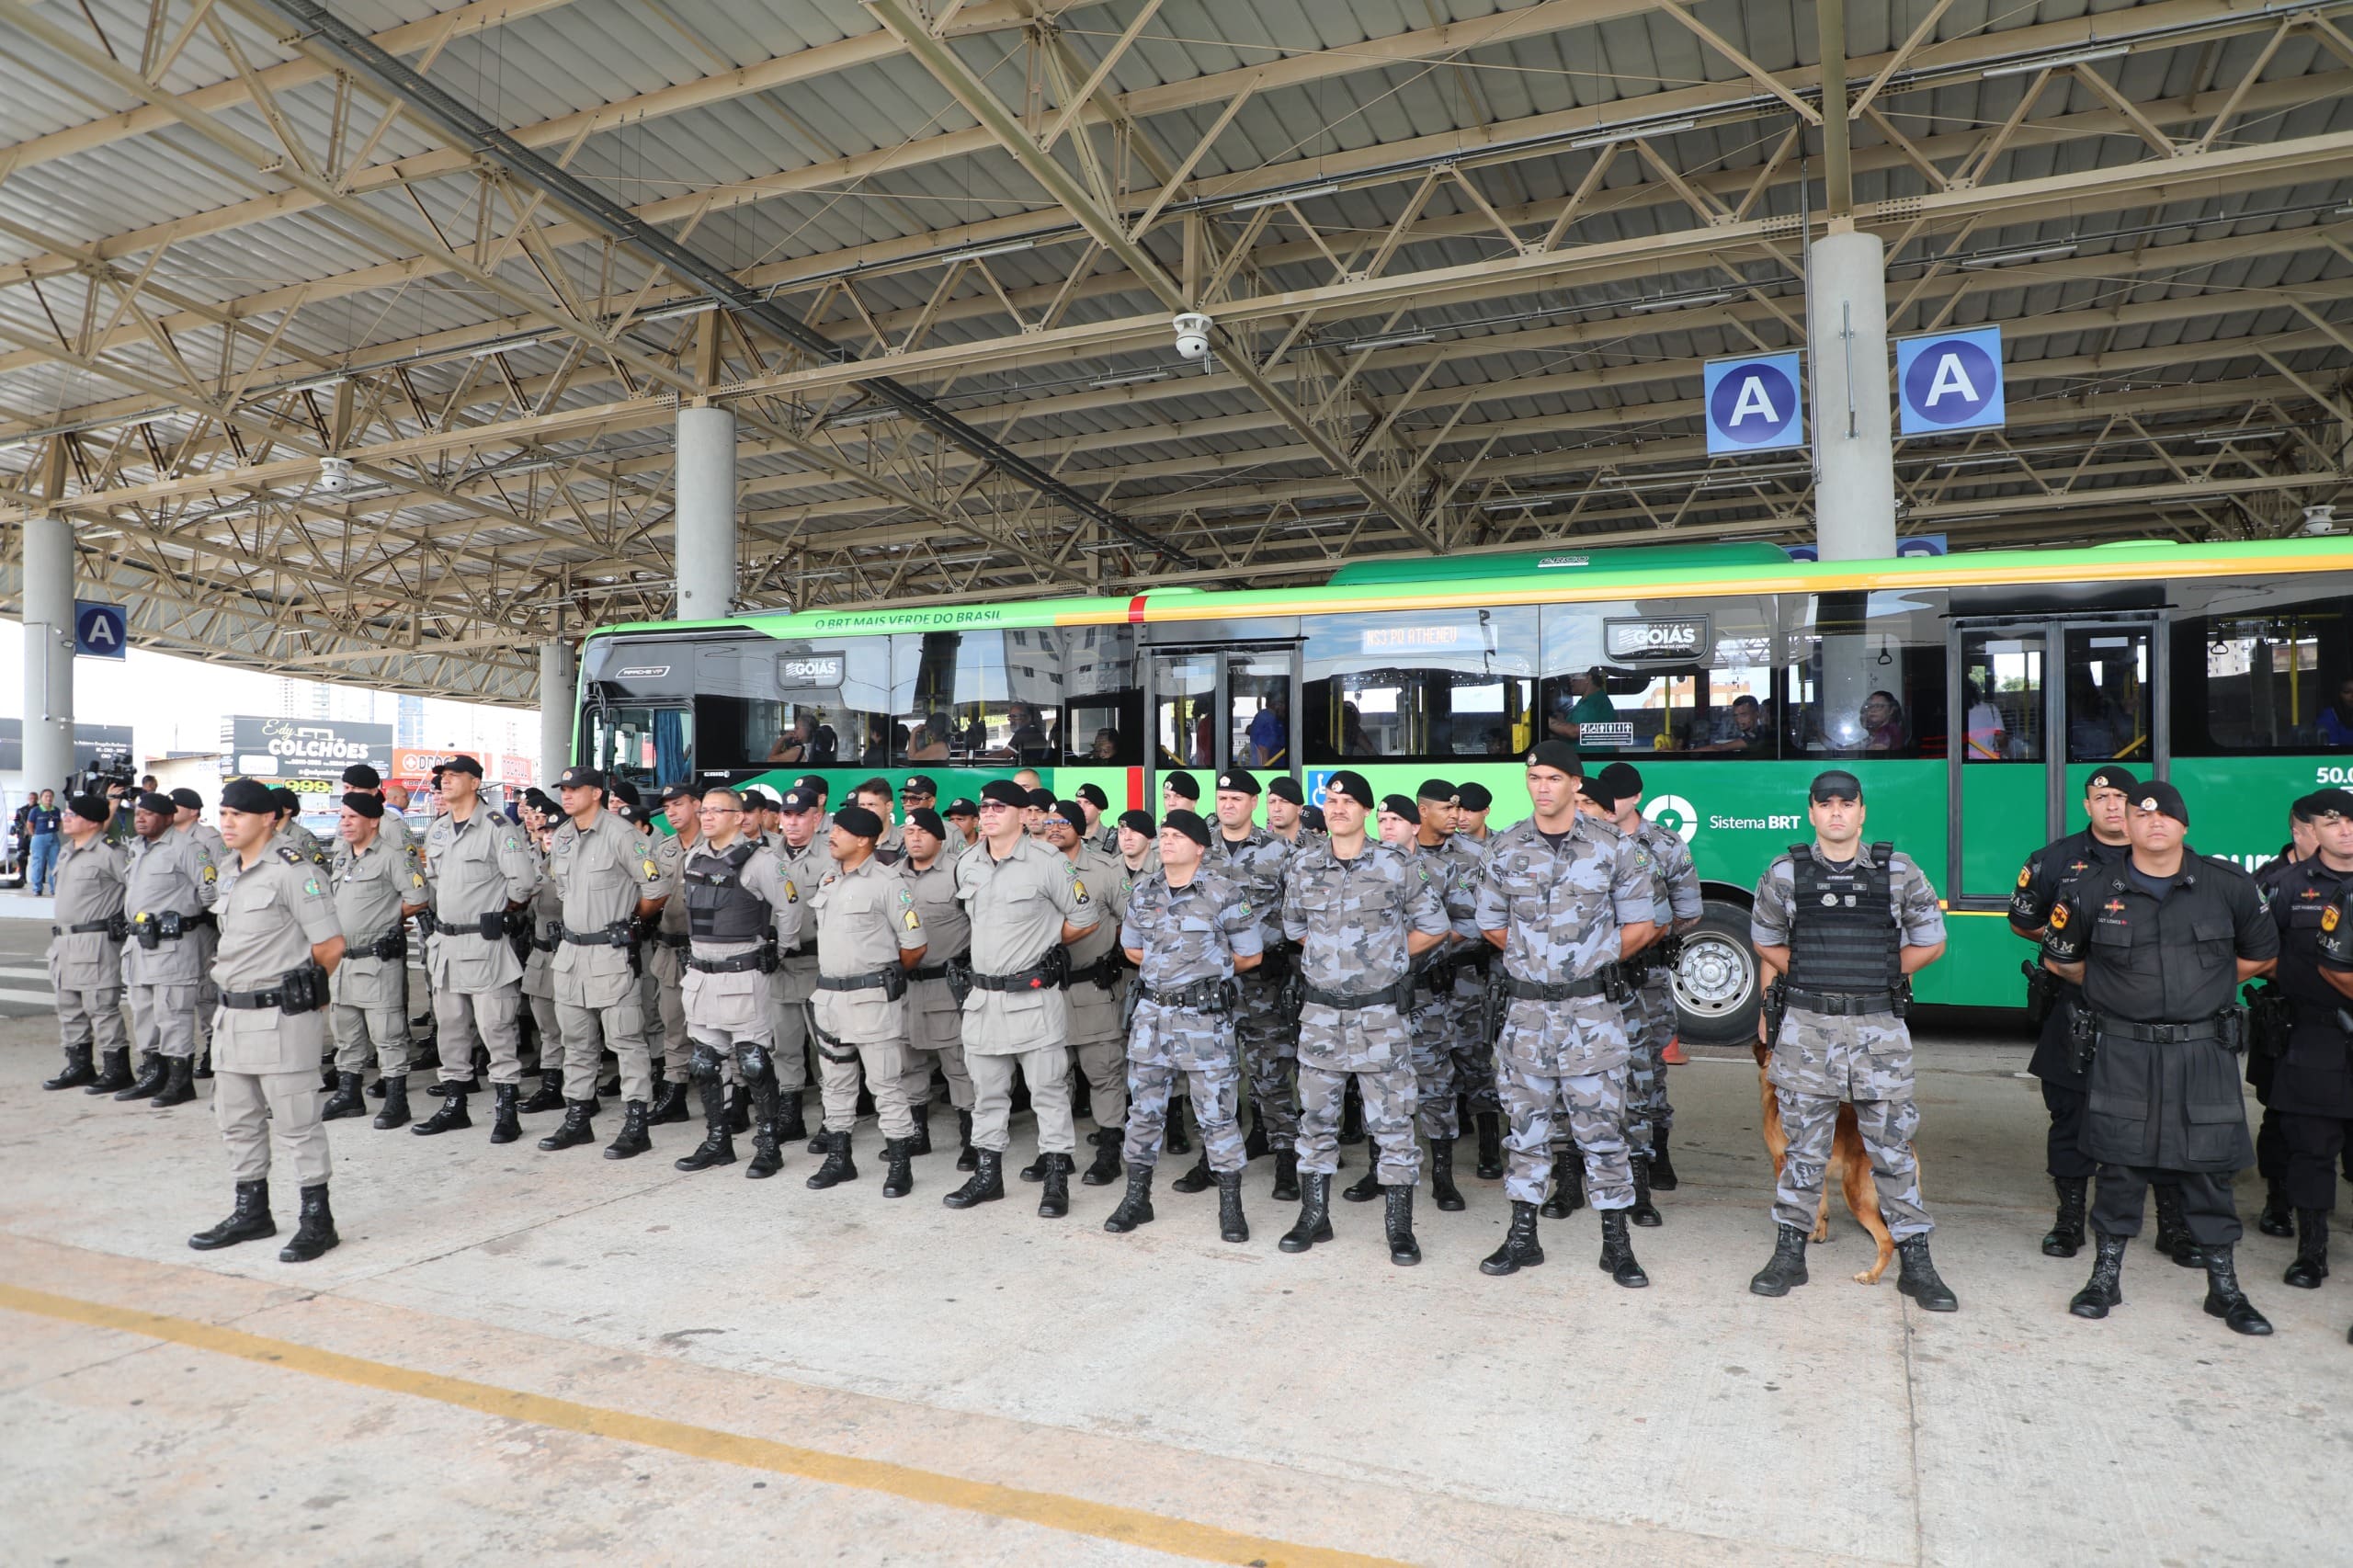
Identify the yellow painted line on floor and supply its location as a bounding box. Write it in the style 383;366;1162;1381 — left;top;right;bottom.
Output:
0;1280;1404;1568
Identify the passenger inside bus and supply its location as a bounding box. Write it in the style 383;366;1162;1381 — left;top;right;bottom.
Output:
1246;689;1289;766
1962;679;2008;761
1860;690;1907;751
766;711;816;765
2326;677;2353;746
1700;694;1771;753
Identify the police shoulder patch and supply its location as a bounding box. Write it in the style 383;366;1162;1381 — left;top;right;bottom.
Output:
2325;903;2340;933
898;889;915;905
904;910;920;930
783;880;799;902
2049;903;2069;930
201;864;217;883
642;858;659;880
304;878;322;897
411;872;426;889
276;846;304;865
2017;866;2032;889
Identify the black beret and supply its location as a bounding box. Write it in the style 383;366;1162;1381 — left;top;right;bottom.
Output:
341;790;384;819
2084;765;2138;796
1323;769;1374;806
1597;762;1643;801
1524;739;1583;777
980;779;1029;808
1577;776;1616;808
1051;800;1088;827
1026;787;1056;810
342;763;381;789
169;787;203;811
2304;787;2353;820
267;787;301;813
1161;808;1211;846
136;790;176;815
1380;794;1421;824
906;807;946;839
2131;779;2189;827
1117;809;1155;835
1161;770;1200;801
438;754;485;778
66;794;111;824
221;778;277;813
1302;805;1327;832
945;798;980;818
1075;782;1108;809
1216;767;1259;796
832;803;883;839
1455;781;1492;812
1809;769;1863;802
1415;778;1457;805
1267;777;1304;804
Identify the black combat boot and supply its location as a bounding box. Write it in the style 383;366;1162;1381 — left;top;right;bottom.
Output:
2258;1177;2295;1237
412;1083;472;1135
943;1148;1005;1209
1895;1234;1958;1312
675;1080;735;1171
425;1074;476;1098
1474;1110;1504;1180
907;1103;933;1157
1342;1142;1384;1202
149;1055;196;1108
1039;1153;1073;1218
2042;1177;2088;1257
746;1112;784;1180
1383;1185;1421;1267
1279;1172;1333;1253
2153;1183;2204;1269
538;1099;597;1151
1429;1139;1466;1212
1019;1147;1050;1183
602;1099;652;1160
955;1108;977;1172
518;1067;566;1115
1271;1148;1301;1203
1104;1165;1155;1233
188;1180;275;1251
881;1137;917;1199
2202;1244;2274;1335
1215;1170;1249;1243
1541;1159;1584;1219
724;1087;751;1135
193;1051;212;1080
1172;1149;1215;1195
2070;1233;2128;1318
648;1079;691;1126
2285;1209;2331;1289
322;1071;367;1120
1749;1222;1810;1296
1648;1124;1678;1190
487;1083;521;1144
372;1074;411;1131
1599;1209;1649;1288
43;1046;95;1091
1629;1152;1662;1228
116;1051;167;1102
368;1076;386;1100
278;1184;339;1263
1070;1074;1092;1124
1165;1100;1191;1154
775;1089;808;1144
320;1059;338;1093
1481;1201;1546;1277
1082;1129;1122;1187
1244;1114;1270;1163
85;1048;132;1095
1337;1080;1365;1144
804;1130;858;1189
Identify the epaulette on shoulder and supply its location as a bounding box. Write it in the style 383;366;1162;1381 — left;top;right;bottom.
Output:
276;846;305;864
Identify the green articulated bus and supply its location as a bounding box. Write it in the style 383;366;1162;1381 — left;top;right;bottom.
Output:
571;535;2353;1043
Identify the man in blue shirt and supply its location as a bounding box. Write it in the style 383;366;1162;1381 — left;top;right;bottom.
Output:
26;790;63;894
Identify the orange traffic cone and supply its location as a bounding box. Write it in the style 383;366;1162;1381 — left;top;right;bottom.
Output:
1661;1035;1688;1065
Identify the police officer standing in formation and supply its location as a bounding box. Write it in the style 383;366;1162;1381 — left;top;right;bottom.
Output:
2250;789;2353;1294
171;787;228;1075
1748;769;1956;1311
768;787;835;1148
646;784;704;1128
2040;780;2278;1334
896;807;973;1167
2313;875;2353;1342
116;789;218;1105
807;803;928;1195
945;778;1098;1218
1597;761;1702;1221
1195;767;1297;1199
2250;794;2324;1239
1472;744;1654;1286
188;777;346;1263
544;766;671;1158
324;790;428;1129
1279;769;1450;1265
1402;781;1490;1211
41;795;130;1091
671;788;803;1179
1046;799;1133;1189
416;756;541;1143
2008;766;2153;1259
517;791;568;1109
1108;810;1262;1242
271;787;329;863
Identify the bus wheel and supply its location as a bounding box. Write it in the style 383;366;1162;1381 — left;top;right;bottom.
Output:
1673;900;1759;1047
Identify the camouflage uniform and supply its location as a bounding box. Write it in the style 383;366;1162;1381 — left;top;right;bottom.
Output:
1443;830;1499;1128
1282;838;1450;1185
1120;865;1262;1169
1473;816;1653;1208
1206;824;1297;1145
1407;834;1487;1142
1751;843;1947;1241
1063;842;1135;1132
1624;820;1702;1154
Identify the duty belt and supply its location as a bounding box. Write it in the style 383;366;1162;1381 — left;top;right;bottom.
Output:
1786;986;1898;1017
1063;955;1125;989
560;920;633;949
1136;978;1231;1014
529;920;560;953
2093;1014;2224;1044
220;985;290;1009
51;917;123;937
816;969;897;992
688;949;769;974
429;911;508;941
654;930;692;951
131;910;212;937
364;927;407;961
1504;972;1611;1003
1302;978;1413;1011
907;961;954;983
972;963;1057;992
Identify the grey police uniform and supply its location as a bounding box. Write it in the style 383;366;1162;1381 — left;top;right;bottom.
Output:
520;847;563;1069
1206;823;1298;1147
1283;837;1451;1186
679;838;802;1051
895;850;974;1118
1440;829;1500;1132
1120;864;1261;1170
211;846;342;1188
1062;842;1135;1137
957;835;1097;1157
637;824;691;1093
424;804;540;1087
811;853;926;1140
1625;818;1702;1155
769;835;839;1096
1751;842;1946;1241
329;830;426;1078
550;809;669;1104
178;818;230;1052
1473;815;1652;1208
50;834;131;1064
124;827;218;1062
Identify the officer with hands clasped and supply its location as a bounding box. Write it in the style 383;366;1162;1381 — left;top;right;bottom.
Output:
2313;865;2353;1343
416;755;542;1143
41;794;130;1091
1749;769;1958;1312
324;790;429;1130
188;777;347;1263
805;803;927;1196
2040;780;2279;1335
116;789;219;1105
543;766;671;1160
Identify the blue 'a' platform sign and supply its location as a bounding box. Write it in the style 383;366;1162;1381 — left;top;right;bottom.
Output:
1702;352;1804;455
1895;325;2004;435
74;600;128;660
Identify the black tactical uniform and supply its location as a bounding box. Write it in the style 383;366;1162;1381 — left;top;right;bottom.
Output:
2041;782;2279;1335
2249;844;2302;1237
2314;881;2353;1345
2263;830;2353;1290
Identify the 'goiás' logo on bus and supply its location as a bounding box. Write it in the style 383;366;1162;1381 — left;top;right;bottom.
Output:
1604;616;1711;663
1643;794;1698;843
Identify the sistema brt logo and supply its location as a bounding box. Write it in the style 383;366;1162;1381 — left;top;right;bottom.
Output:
1643;794;1698;843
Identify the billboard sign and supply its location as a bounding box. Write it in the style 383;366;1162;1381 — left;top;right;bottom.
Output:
221;716;393;796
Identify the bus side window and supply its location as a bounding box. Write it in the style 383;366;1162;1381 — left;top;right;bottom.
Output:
1782;589;1947;759
2170;579;2352;754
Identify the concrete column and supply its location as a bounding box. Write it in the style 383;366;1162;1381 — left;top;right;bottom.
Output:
674;404;737;620
1807;227;1896;562
19;513;76;791
539;640;576;787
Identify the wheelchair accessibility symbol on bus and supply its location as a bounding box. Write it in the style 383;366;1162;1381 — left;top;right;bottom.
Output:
1643;794;1698;844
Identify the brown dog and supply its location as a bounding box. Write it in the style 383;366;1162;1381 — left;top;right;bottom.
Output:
1753;1043;1897;1285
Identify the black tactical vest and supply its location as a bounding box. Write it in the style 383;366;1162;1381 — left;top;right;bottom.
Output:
1785;843;1901;994
684;843;769;942
2273;858;2353;1009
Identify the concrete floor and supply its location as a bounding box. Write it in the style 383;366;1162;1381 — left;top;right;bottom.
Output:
1;914;2347;1567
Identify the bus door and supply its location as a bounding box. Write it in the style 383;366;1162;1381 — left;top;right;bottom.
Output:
1143;644;1302;805
1949;614;2162;906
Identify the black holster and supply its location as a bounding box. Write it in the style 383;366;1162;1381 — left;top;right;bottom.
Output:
945;958;973;1007
278;962;329;1016
2067;1002;2099;1076
1763;975;1789;1049
2022;960;2058;1028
